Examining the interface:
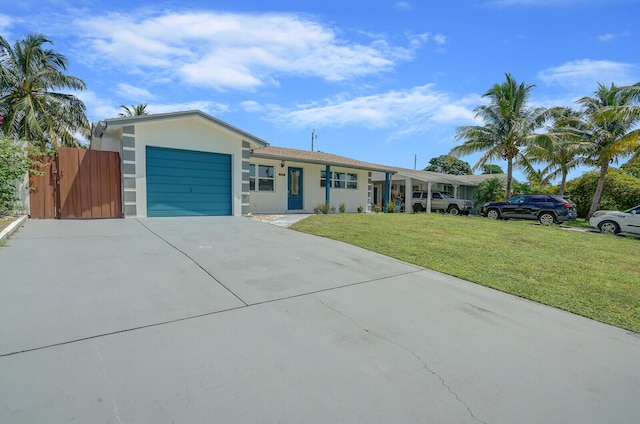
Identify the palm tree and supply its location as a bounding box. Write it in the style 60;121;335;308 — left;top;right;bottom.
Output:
0;33;88;149
577;83;640;218
118;103;148;117
523;107;589;195
451;73;546;199
514;153;553;192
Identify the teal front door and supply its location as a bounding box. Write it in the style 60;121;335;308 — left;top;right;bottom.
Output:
288;167;303;210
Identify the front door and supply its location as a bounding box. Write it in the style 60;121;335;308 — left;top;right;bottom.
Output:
288;167;303;210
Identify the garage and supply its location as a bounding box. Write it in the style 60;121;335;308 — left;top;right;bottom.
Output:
146;146;232;217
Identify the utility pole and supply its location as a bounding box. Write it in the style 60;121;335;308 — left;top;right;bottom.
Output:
311;129;317;152
414;154;417;170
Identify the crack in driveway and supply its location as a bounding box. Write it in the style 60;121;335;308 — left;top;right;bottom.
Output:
314;296;488;424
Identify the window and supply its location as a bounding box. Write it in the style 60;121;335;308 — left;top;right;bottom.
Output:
346;173;358;189
320;170;330;188
250;164;274;192
334;172;346;188
320;171;358;189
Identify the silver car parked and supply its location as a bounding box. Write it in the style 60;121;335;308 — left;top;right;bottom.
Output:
589;205;640;235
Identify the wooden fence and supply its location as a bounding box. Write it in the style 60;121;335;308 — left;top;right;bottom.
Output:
29;147;123;219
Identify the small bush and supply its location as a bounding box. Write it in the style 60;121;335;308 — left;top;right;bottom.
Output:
357;205;364;213
339;202;346;213
373;203;382;213
386;201;396;213
313;203;336;214
0;137;30;216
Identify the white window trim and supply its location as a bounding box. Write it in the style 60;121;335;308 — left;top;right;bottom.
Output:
250;164;275;192
320;170;358;189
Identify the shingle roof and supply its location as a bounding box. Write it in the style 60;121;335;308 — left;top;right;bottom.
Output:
252;146;395;173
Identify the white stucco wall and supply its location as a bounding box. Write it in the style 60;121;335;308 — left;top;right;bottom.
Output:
133;117;245;217
249;159;370;214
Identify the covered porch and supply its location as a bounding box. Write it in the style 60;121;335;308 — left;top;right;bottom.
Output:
371;167;506;213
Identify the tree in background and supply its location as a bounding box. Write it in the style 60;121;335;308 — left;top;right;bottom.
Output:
451;73;546;199
423;154;471;175
576;83;640;218
566;169;640;217
523;107;589;195
481;164;503;174
620;162;640;178
0;33;88;149
118;103;149;117
472;177;505;207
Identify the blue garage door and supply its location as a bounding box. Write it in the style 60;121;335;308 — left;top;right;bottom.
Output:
146;146;232;217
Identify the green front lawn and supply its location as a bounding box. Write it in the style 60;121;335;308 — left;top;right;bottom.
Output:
292;213;640;333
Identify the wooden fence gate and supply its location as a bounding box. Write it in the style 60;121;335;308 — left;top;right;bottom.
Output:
29;147;123;219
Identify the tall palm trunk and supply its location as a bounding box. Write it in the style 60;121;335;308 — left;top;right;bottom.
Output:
587;162;609;219
559;171;567;196
505;158;513;198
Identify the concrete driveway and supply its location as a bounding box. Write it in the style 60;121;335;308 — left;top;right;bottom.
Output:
1;217;639;423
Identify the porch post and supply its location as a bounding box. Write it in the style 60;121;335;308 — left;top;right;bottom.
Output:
405;178;411;213
453;185;459;198
384;172;391;212
325;165;331;205
426;181;432;213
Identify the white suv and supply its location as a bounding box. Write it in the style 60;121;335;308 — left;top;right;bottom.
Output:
411;191;473;215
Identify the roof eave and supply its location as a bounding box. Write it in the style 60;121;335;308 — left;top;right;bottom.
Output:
251;152;395;174
101;110;269;148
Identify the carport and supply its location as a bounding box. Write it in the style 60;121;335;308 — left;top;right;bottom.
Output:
371;167;507;213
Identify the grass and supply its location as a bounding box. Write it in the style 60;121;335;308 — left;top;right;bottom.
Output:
292;213;640;333
0;215;16;233
561;218;592;229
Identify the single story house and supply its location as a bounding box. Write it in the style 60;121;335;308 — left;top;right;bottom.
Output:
90;110;395;217
249;146;394;214
371;167;507;213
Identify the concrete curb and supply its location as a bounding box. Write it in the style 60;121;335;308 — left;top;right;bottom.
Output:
0;215;28;243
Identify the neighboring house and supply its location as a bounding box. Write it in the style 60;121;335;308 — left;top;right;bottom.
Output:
249;146;394;214
90;110;395;217
371;167;507;212
90;110;267;217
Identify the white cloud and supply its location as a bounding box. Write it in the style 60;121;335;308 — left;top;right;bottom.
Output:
73;10;418;91
408;33;447;48
0;14;12;31
75;90;228;122
75;91;121;122
597;31;630;42
240;100;265;113
395;1;413;10
432;34;447;45
116;83;155;101
597;33;616;42
432;94;483;124
149;101;230;116
537;59;639;88
262;84;477;139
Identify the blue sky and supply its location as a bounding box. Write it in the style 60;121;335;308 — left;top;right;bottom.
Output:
2;0;639;182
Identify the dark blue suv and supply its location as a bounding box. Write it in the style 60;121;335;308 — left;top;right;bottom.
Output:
480;194;577;224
